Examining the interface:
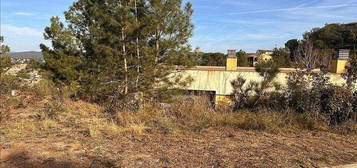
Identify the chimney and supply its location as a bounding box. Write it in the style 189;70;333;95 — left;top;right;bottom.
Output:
329;49;349;73
226;50;237;71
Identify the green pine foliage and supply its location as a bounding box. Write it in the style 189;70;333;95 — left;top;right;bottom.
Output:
0;36;12;74
285;23;357;67
0;36;10;55
0;36;20;94
41;0;194;104
271;48;291;68
303;23;357;49
286;23;357;51
236;50;250;67
40;17;83;86
285;39;299;61
0;56;12;75
200;52;226;66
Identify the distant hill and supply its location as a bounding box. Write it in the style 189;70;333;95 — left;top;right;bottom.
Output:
6;51;43;61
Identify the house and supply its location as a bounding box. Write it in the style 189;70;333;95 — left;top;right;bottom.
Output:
247;53;258;66
178;50;353;105
247;49;273;66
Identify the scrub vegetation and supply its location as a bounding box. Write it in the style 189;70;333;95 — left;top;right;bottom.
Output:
1;0;357;167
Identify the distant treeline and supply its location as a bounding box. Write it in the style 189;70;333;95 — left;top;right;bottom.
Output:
194;23;357;68
191;50;250;67
5;52;43;61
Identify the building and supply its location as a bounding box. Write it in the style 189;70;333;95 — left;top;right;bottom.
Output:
329;49;350;73
179;50;353;105
257;50;273;55
247;53;258;66
247;49;273;66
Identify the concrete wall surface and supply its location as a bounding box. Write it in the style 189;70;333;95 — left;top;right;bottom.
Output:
179;67;352;96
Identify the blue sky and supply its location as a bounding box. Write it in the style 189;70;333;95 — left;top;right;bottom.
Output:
1;0;357;53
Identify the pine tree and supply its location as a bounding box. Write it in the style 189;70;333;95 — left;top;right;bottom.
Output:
41;0;194;103
0;36;12;74
40;17;83;86
0;36;10;55
271;48;291;68
236;50;249;67
0;36;19;94
200;52;226;66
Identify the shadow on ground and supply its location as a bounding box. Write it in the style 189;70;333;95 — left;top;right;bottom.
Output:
0;149;119;168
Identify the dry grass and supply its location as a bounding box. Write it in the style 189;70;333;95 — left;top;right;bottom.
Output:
1;92;357;168
1;93;355;141
29;79;57;98
115;96;332;134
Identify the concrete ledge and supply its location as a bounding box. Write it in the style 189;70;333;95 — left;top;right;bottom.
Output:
182;66;320;73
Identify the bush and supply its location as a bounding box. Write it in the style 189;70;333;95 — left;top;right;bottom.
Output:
286;70;356;126
320;85;354;125
31;79;57;98
0;74;20;94
16;70;31;79
231;76;251;110
232;64;356;127
286;70;312;114
231;61;283;111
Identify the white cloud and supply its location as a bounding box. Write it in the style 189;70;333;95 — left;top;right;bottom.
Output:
221;0;256;7
14;12;35;16
240;33;290;40
229;4;351;15
191;0;357;52
0;24;46;52
1;24;42;36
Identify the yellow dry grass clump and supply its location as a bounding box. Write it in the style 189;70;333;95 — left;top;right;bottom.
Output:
1;93;356;145
115;96;334;134
1;87;357;168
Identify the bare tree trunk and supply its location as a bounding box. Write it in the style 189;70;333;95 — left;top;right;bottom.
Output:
122;29;128;95
155;28;160;64
120;1;128;95
135;0;140;89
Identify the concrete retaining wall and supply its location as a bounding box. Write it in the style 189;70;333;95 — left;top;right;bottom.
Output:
177;66;353;104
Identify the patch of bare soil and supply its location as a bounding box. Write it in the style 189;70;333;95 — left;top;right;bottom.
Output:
1;129;357;168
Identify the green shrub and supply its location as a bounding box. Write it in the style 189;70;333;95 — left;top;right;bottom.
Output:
231;61;282;111
31;79;57;98
0;74;20;94
320;85;354;125
16;70;31;79
286;70;356;125
232;65;356;127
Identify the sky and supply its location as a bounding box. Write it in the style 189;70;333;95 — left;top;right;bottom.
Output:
1;0;357;53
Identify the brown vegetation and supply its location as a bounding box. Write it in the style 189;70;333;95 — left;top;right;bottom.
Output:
1;87;357;168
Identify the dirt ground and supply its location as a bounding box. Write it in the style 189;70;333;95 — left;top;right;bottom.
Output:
1;129;357;168
1;93;356;168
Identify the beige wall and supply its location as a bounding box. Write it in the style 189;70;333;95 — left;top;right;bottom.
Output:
179;67;352;97
258;54;272;62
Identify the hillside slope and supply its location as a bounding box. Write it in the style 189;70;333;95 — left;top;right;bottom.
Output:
0;93;357;168
6;51;43;61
